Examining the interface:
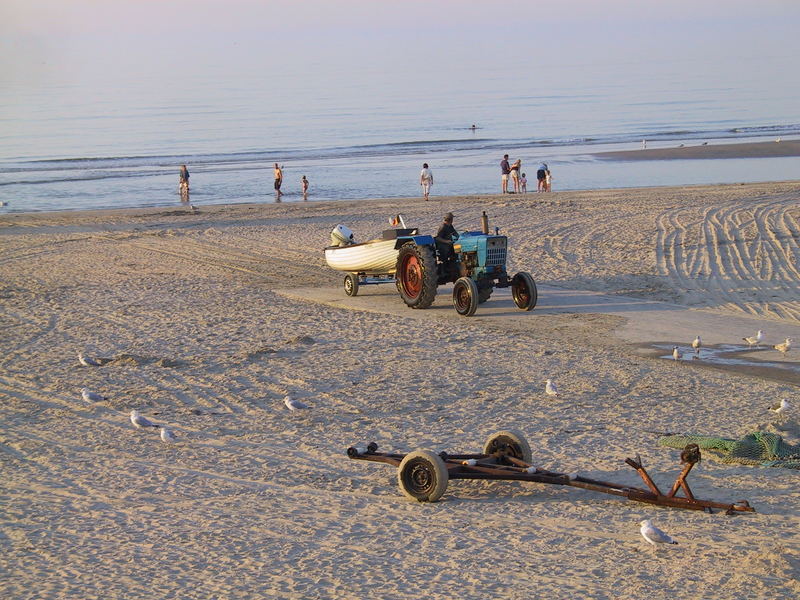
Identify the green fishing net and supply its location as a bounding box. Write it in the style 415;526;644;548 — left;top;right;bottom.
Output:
659;432;800;469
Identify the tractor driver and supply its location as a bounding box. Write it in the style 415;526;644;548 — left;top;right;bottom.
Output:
435;212;459;263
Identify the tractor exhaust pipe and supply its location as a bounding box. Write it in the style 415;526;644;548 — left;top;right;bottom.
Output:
481;210;489;234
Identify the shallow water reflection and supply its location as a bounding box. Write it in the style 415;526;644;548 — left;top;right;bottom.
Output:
654;343;800;380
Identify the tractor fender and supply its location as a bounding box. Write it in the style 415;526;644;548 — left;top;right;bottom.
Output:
394;235;435;250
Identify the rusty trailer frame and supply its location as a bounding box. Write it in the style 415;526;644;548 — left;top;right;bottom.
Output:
346;435;754;514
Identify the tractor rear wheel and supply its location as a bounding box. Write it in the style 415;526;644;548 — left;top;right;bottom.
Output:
343;273;359;297
396;244;438;309
453;277;479;316
397;449;449;502
483;430;533;465
511;272;538;311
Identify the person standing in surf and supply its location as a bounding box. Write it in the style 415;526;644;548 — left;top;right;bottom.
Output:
420;163;433;201
178;164;190;202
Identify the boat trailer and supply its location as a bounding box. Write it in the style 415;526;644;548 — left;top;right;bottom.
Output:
346;430;754;514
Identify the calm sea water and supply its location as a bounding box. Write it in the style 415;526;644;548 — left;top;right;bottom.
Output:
2;53;799;213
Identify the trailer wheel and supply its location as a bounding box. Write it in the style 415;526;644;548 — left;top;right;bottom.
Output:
397;449;449;502
511;272;538;311
344;273;359;297
396;244;438;309
483;430;533;464
453;277;479;316
478;287;493;304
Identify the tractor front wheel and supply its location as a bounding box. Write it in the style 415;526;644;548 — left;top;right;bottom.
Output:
396;244;438;309
511;272;538;311
397;449;449;502
453;277;479;316
478;287;493;304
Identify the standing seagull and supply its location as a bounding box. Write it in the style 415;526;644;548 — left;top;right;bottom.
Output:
774;337;793;356
742;330;764;348
640;520;678;548
78;353;101;367
130;409;159;429
81;388;106;403
284;396;310;411
160;427;178;443
770;398;790;418
672;346;682;361
545;379;559;397
691;335;702;354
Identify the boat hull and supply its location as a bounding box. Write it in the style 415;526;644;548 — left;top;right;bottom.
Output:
325;239;399;274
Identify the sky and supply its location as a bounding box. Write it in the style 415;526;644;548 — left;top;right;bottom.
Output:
3;0;800;84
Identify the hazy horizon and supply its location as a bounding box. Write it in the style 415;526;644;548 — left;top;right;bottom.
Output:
2;1;800;211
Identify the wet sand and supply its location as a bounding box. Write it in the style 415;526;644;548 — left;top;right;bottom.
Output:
595;138;800;160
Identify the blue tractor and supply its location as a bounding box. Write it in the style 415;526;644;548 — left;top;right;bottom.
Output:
392;212;537;316
328;213;537;317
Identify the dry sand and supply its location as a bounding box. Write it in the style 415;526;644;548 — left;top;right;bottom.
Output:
1;181;799;599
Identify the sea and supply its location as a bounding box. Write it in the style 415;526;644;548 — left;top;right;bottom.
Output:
2;49;799;213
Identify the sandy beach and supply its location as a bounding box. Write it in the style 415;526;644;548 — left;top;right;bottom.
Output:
2;181;799;599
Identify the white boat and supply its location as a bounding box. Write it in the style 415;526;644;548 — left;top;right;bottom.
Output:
325;225;418;275
325;238;400;274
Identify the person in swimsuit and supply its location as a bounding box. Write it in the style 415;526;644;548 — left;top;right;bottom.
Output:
537;163;547;192
510;159;521;193
273;163;283;198
179;164;190;201
301;175;309;200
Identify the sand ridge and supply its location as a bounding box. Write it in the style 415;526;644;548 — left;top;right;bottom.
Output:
1;182;799;599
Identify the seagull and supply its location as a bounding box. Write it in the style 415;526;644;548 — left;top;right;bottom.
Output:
78;353;100;367
545;379;559;397
190;204;198;213
774;337;793;356
284;396;310;411
640;520;678;547
672;346;682;361
0;201;8;207
691;335;701;354
742;330;764;348
81;388;106;403
130;409;158;429
160;427;178;443
770;398;789;418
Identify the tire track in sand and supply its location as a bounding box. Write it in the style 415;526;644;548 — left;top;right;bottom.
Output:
657;195;800;322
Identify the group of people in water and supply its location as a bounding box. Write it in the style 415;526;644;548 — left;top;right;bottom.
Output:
418;156;552;201
500;154;551;194
177;155;552;204
177;163;309;204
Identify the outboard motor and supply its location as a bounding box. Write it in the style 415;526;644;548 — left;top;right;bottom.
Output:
330;224;355;247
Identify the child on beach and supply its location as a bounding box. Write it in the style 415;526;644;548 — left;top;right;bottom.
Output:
545;168;552;192
301;175;309;199
520;172;527;193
